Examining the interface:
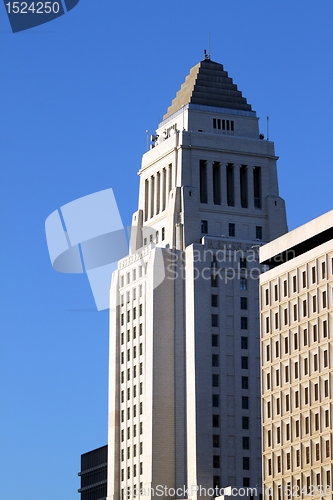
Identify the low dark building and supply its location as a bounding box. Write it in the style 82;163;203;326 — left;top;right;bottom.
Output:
78;445;107;500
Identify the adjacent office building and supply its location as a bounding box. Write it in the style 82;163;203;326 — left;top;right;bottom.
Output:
260;210;333;498
107;57;288;500
79;445;108;500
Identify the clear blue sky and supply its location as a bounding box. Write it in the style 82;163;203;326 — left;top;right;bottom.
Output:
0;1;332;498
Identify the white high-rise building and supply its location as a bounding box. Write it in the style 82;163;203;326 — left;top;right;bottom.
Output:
260;210;333;499
107;57;287;500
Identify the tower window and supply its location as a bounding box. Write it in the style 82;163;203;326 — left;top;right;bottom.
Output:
241;357;248;369
242;416;249;429
243;457;250;470
229;223;235;237
212;374;219;387
240;278;247;290
240;165;248;208
256;226;262;240
242;396;249;409
200;160;208;203
201;220;208;234
211;295;218;307
226;164;235;206
212;395;219;407
213;415;220;427
241;317;248;329
213;162;221;205
213;435;220;447
242;437;250;449
212;315;219;327
241;336;248;349
242;376;249;389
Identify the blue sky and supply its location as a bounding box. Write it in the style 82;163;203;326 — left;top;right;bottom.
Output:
0;1;332;498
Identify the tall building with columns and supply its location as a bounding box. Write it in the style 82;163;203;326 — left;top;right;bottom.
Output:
107;57;288;500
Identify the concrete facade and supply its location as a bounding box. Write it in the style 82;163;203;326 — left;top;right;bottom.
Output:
260;210;333;499
107;58;288;500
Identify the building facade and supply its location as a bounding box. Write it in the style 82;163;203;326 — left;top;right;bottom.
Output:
107;57;288;500
79;445;108;500
260;210;333;498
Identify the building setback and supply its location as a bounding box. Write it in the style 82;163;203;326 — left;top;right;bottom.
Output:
107;57;287;500
260;210;333;498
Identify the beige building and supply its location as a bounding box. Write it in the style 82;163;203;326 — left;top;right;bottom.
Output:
107;57;287;500
260;211;333;498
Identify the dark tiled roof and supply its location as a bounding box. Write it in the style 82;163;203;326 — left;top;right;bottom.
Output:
163;59;252;119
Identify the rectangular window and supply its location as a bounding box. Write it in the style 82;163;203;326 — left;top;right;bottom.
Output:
305;386;308;403
226;163;235;206
316;443;320;460
240;165;248;208
241;317;248;329
240;297;247;310
315;413;319;431
212;395;219;407
253;166;261;208
211;275;218;287
242;396;249;409
285;394;289;411
312;266;316;284
213;435;220;448
241;336;248;349
302;271;306;288
242;376;248;389
211;295;218;307
201;220;208;234
242;416;249;429
240;278;247;290
229;223;235;237
212;374;219;387
213;162;221;205
212;354;219;366
212;314;219;327
241;357;248;369
256;226;262;240
323;291;327;308
324;379;328;397
200;160;208;203
242;437;250;449
213;455;220;468
243;457;250;470
294;332;298;350
212;334;219;347
213;415;219;427
322;261;326;279
323;320;327;337
240;257;247;269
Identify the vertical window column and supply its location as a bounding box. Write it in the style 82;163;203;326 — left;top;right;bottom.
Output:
247;166;254;209
156;171;160;215
162;167;167;211
253;166;262;209
144;179;149;221
226;163;235;206
200;160;208;203
168;164;173;196
150;175;155;219
240;165;248;208
213;162;221;205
